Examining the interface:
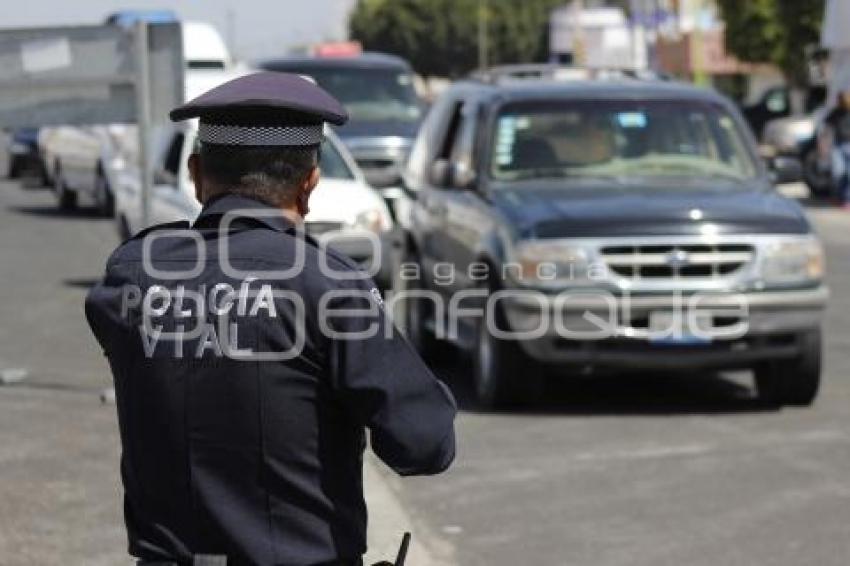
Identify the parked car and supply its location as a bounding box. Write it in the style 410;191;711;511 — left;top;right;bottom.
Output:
762;106;834;197
742;85;792;140
397;76;828;408
5;127;47;183
742;84;827;140
39;21;234;216
260;52;423;191
113;125;395;288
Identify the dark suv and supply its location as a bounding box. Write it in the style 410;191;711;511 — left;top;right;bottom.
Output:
396;77;828;409
261;53;422;189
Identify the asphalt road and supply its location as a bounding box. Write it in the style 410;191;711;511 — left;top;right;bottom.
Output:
0;176;848;566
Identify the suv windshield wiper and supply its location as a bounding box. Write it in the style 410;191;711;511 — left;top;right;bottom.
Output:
502;168;621;182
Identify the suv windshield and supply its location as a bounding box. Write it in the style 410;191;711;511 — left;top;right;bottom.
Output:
299;66;421;124
490;100;759;183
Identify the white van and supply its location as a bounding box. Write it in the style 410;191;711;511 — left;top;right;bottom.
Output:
39;21;233;215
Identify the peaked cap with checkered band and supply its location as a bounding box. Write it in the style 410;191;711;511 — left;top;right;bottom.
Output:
169;71;348;146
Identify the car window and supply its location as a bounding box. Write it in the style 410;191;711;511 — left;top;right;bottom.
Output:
320;139;355;180
765;88;788;114
269;65;421;124
405;96;447;188
438;102;466;162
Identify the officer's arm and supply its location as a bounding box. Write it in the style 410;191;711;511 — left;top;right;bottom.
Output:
327;285;457;476
84;258;137;356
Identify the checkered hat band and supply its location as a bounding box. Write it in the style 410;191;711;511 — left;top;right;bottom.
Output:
198;123;323;146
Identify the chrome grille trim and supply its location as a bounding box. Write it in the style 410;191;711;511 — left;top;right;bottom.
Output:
600;243;755;280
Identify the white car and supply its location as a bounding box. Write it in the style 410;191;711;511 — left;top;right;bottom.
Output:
38;21;237;216
113;125;395;287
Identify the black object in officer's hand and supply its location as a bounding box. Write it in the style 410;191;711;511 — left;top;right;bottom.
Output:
372;532;411;566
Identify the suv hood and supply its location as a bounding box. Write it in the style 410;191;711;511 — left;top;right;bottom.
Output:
491;178;809;238
335;119;419;140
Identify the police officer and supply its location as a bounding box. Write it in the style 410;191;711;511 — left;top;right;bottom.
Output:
85;72;457;566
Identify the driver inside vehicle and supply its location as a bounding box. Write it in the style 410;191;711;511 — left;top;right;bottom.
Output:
511;115;617;171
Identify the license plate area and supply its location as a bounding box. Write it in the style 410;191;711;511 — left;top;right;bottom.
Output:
648;310;713;345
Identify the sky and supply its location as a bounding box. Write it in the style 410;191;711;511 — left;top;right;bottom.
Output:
2;0;359;62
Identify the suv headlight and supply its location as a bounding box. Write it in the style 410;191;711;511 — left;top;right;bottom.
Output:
760;237;825;286
350;208;391;234
511;241;600;288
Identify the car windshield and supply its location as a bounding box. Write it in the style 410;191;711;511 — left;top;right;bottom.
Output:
320;138;355;180
297;66;421;124
490;100;759;183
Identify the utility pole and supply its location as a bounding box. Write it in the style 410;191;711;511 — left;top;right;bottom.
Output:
478;0;489;71
572;0;586;66
226;8;237;61
134;20;152;230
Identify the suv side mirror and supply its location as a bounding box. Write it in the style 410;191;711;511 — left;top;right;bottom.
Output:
452;161;477;190
429;159;451;187
429;159;477;189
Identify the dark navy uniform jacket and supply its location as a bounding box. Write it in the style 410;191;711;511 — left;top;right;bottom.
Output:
85;194;457;566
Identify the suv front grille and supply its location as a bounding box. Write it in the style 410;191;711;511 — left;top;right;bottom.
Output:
600;243;754;280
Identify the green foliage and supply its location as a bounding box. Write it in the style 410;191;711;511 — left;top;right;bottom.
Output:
349;0;563;77
716;0;824;85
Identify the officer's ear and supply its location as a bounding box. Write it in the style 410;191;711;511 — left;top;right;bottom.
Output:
188;153;204;202
295;166;320;218
305;165;320;192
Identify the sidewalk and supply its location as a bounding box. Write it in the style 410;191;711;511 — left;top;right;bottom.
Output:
364;454;456;566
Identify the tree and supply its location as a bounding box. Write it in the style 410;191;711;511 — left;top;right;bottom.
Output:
716;0;825;87
349;0;563;77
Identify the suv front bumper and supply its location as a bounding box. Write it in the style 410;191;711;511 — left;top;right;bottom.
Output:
502;286;829;370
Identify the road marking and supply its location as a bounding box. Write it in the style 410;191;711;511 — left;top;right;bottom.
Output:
0;367;29;385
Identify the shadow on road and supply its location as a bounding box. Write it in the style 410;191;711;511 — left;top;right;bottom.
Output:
9;204;107;220
429;349;778;417
63;277;101;290
16;175;50;190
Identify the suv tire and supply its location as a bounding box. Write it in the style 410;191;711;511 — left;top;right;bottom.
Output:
755;329;821;406
473;280;542;409
396;248;444;359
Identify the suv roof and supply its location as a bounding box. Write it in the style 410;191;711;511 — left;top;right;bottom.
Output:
469;64;670;84
454;77;728;105
260;52;412;72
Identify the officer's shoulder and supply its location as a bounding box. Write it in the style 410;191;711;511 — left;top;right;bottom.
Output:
132;220;191;240
321;245;364;274
108;220;191;265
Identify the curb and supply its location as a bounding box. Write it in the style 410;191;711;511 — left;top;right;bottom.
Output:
363;454;456;565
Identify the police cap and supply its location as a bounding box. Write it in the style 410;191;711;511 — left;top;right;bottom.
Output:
169;71;348;147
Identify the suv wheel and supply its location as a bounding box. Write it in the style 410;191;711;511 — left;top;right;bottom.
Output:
396;249;443;358
472;281;542;409
53;163;76;211
94;169;115;217
755;329;822;406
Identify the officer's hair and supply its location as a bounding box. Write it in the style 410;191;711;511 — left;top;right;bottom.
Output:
198;143;319;207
